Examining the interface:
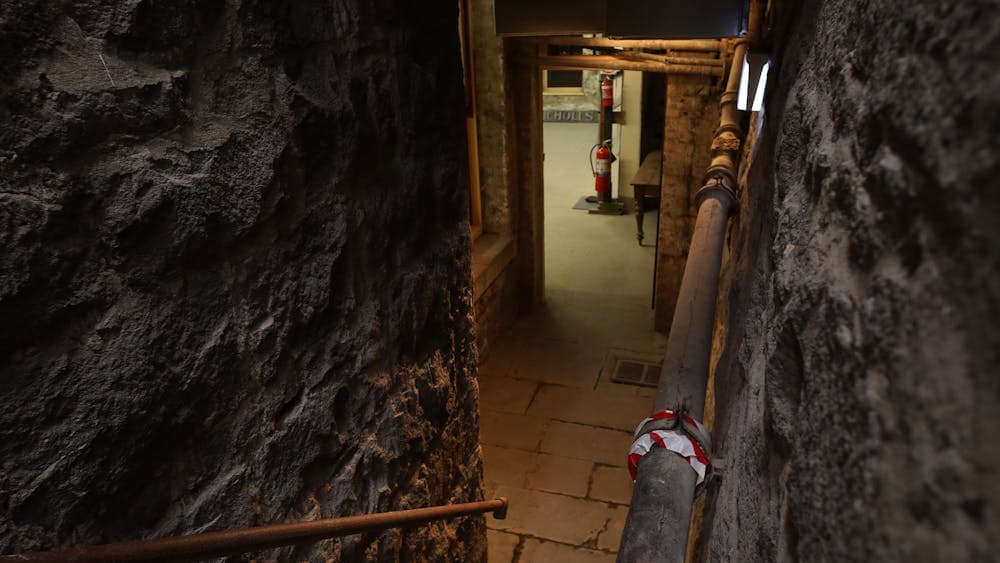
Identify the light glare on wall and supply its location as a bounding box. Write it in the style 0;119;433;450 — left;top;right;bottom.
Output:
738;53;770;112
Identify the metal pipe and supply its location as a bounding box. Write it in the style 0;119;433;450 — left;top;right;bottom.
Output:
3;498;508;562
747;0;766;45
616;42;747;563
540;37;722;52
537;56;723;77
720;43;749;131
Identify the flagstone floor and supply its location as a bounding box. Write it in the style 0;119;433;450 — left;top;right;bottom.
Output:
477;122;667;562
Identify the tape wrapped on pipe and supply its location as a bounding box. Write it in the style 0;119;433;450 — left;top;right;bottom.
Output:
628;410;713;493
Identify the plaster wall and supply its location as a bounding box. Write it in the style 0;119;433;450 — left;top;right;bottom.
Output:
616;70;644;200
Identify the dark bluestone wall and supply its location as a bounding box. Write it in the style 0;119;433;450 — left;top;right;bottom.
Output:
0;1;485;560
704;1;1000;560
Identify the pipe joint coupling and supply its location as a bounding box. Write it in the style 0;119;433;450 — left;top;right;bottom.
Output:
713;123;743;138
695;176;739;212
719;91;740;107
703;163;737;186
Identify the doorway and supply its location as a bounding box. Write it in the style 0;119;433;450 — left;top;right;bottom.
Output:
540;69;660;343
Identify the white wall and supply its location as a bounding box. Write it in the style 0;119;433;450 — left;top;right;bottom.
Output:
614;70;643;200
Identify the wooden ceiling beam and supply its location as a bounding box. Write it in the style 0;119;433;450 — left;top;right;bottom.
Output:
538;37;723;52
536;55;722;76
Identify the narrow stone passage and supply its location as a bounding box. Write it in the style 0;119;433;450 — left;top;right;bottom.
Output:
478;122;667;562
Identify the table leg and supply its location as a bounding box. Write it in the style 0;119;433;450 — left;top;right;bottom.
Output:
635;193;645;245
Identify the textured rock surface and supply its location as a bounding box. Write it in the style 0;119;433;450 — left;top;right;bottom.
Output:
705;0;1000;561
0;1;485;560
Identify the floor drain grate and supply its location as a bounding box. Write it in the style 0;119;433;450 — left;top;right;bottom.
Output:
607;352;662;388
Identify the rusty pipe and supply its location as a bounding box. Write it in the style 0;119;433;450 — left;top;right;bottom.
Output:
537;55;723;76
616;41;746;563
720;42;748;135
3;498;508;562
746;0;767;45
617;191;734;563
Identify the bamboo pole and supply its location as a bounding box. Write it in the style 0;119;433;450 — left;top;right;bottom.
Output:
536;55;722;76
539;37;722;52
614;50;723;67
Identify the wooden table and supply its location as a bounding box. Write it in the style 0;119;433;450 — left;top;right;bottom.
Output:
629;152;662;245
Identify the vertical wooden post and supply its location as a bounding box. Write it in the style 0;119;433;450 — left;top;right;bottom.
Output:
507;39;546;309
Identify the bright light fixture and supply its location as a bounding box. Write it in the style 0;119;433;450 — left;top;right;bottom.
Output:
738;52;770;112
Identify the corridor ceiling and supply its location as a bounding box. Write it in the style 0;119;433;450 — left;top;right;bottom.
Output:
494;0;747;38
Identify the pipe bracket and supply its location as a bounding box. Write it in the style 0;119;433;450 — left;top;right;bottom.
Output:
492;497;509;520
634;416;681;437
703;164;737;187
719;91;740;106
628;409;715;494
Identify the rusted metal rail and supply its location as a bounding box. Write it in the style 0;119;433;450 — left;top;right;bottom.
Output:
2;498;508;562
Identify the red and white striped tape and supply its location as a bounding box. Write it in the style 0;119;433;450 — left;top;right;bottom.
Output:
627;410;713;487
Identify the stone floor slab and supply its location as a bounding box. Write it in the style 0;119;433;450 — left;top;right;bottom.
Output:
539;420;632;468
589;464;634;505
486;486;614;546
478;337;522;378
519;539;616;563
506;339;605;389
526;384;650;431
487;529;521;563
482;444;536;490
483;446;593;498
597;504;631;551
480;408;549;452
526;452;592;498
507;291;667;352
477;375;538;415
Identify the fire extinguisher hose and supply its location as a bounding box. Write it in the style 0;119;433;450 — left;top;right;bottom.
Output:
589;143;602;176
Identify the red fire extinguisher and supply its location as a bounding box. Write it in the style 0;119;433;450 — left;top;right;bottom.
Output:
601;75;614;109
593;142;612;195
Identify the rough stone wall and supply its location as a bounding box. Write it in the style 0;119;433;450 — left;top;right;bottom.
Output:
703;1;1000;560
654;75;719;331
0;1;486;560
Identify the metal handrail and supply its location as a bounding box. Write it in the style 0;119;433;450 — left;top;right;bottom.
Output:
2;498;508;562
